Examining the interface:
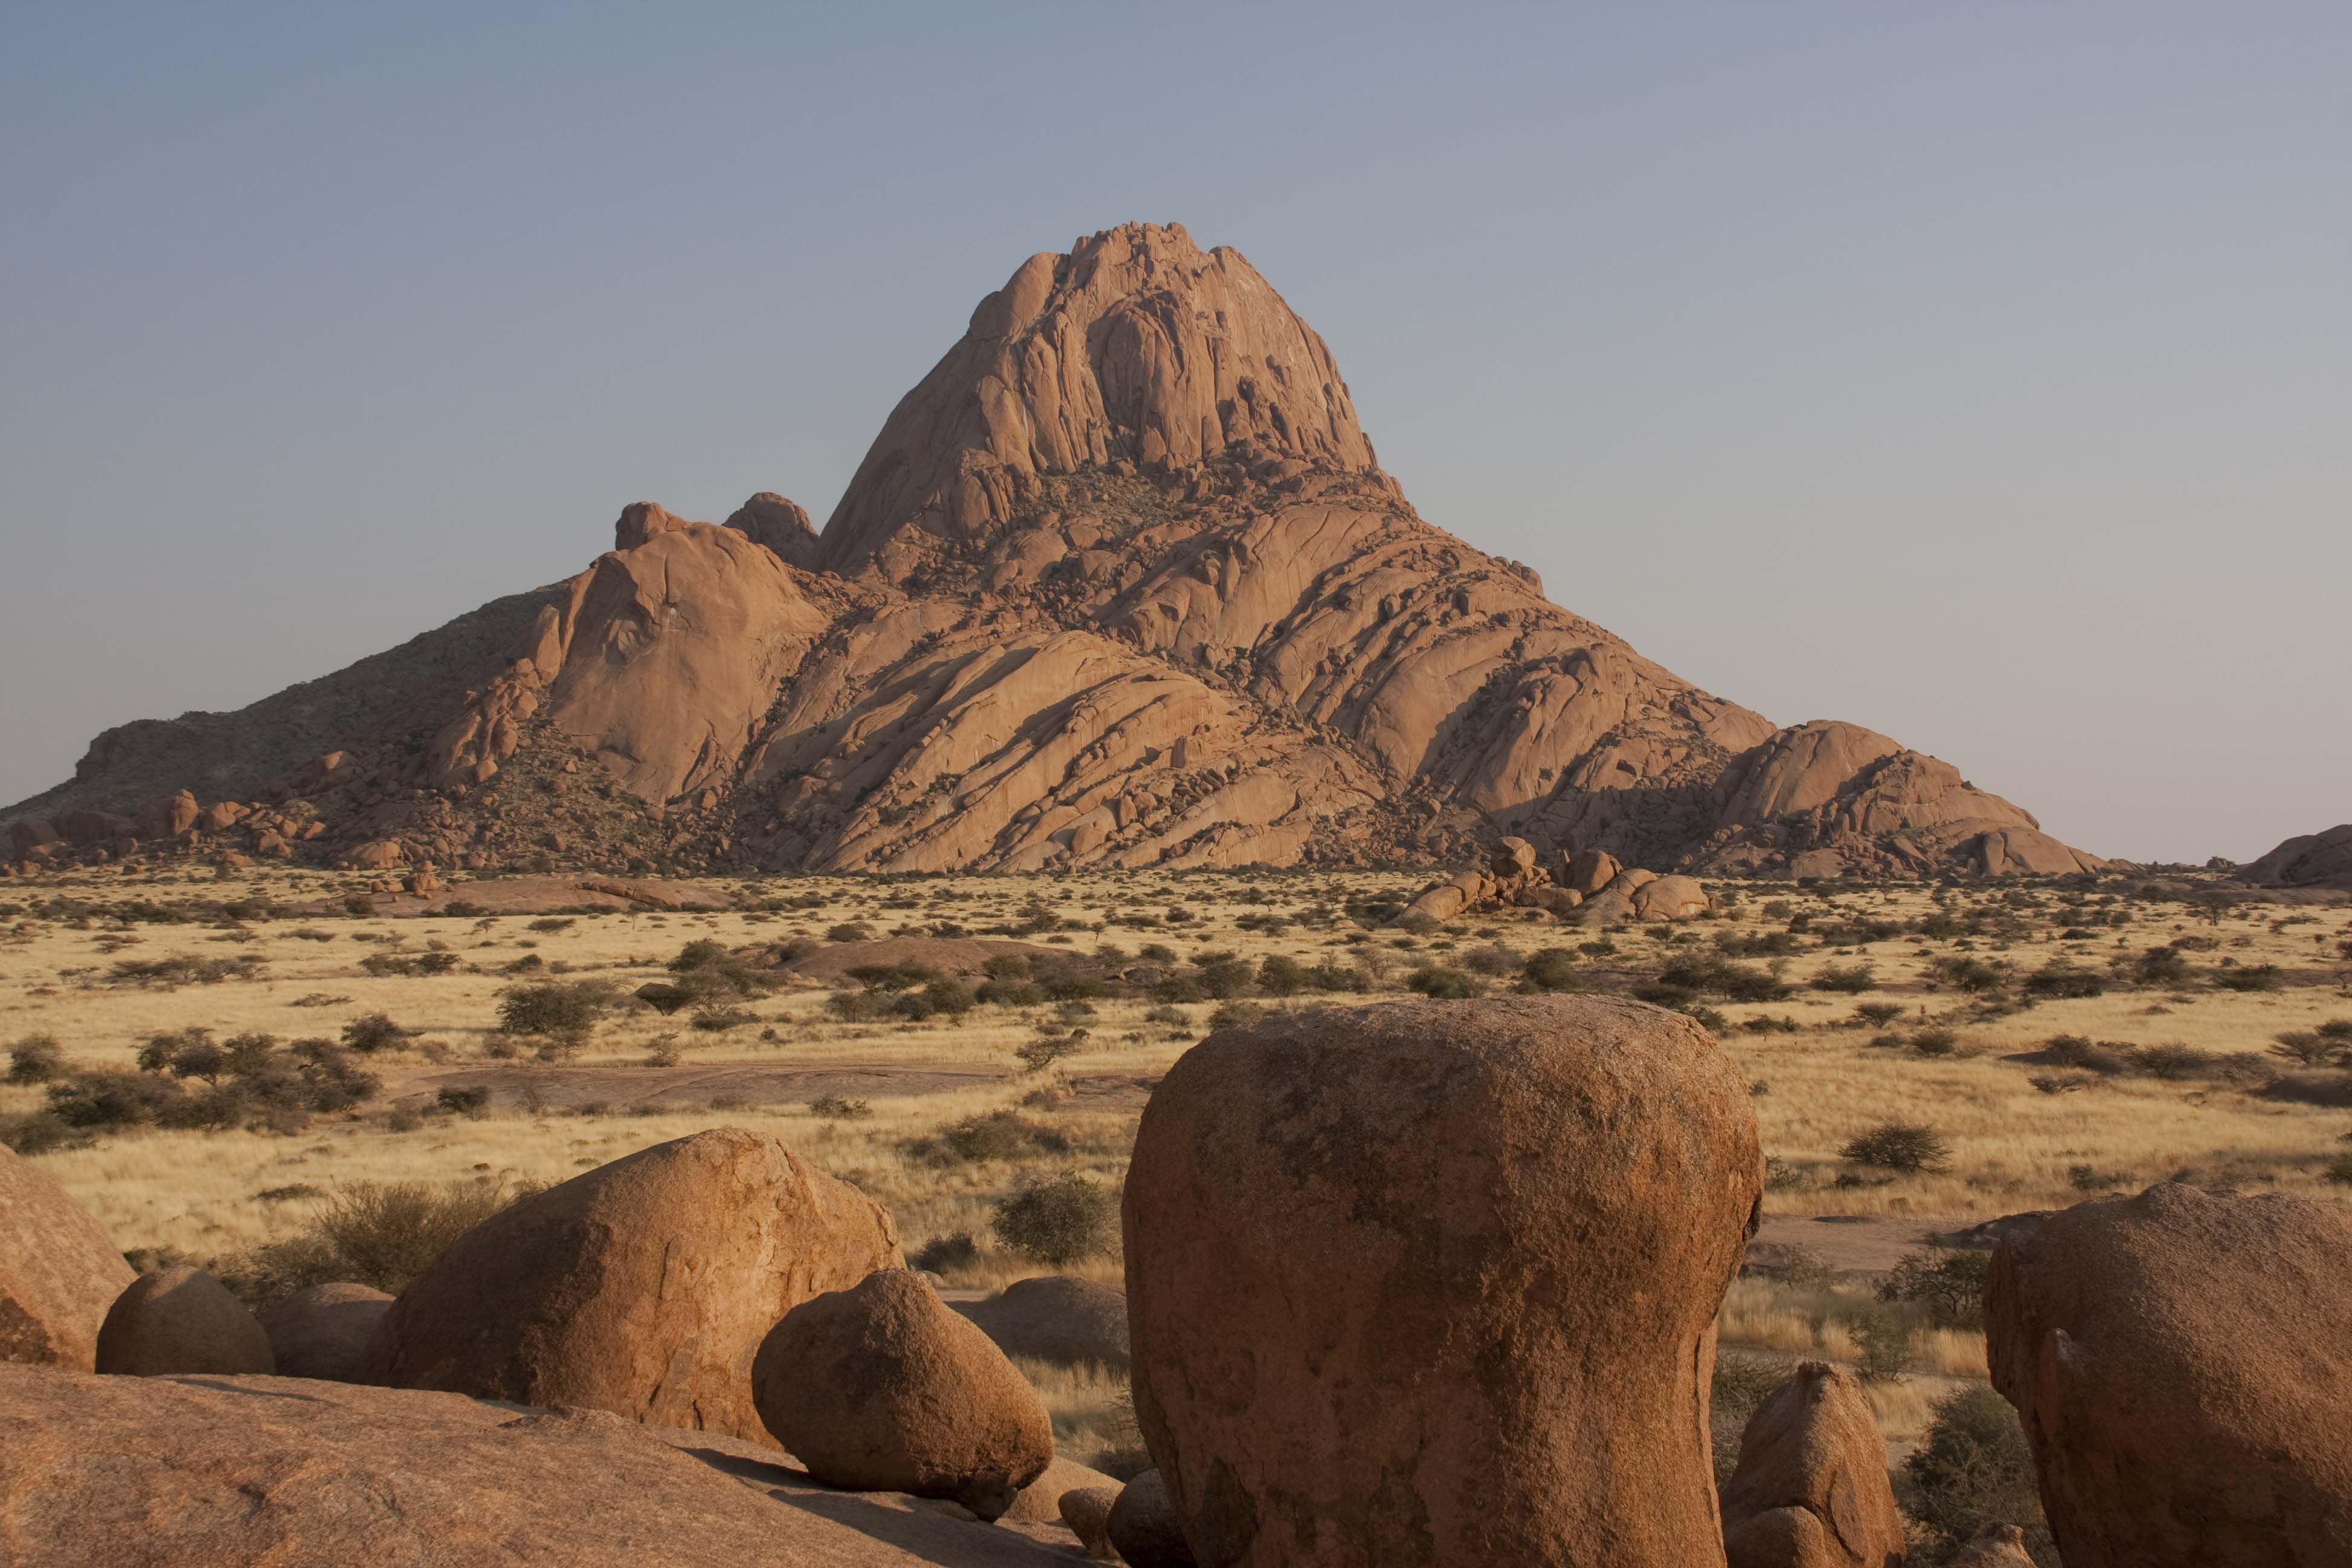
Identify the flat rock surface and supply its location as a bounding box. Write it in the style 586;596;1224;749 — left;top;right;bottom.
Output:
0;1365;1076;1566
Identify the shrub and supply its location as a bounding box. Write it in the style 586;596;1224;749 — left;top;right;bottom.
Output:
1931;956;2007;995
1910;1027;1960;1057
827;988;883;1022
990;1171;1115;1266
1854;1001;1905;1027
825;923;874;943
341;1013;408;1053
1016;1034;1083;1073
1900;1385;2049;1559
0;1111;76;1154
907;1110;1069;1166
1850;1304;1913;1383
1405;965;1482;999
1256;955;1309;995
2023;962;2106;1000
2322;1154;2352;1187
1840;1122;1951;1173
910;1232;979;1273
1206;1002;1268;1031
226;1179;531;1300
2134;946;2191;984
1812;964;1877;995
808;1096;873;1120
435;1085;492;1116
1710;1351;1788;1488
6;1034;65;1085
1306;959;1370;992
889;979;976;1021
1877;1249;1990;1328
1519;949;1581;993
1460;943;1522;978
643;1035;684;1068
495;982;609;1044
2211;964;2281;993
2131;1043;2211;1080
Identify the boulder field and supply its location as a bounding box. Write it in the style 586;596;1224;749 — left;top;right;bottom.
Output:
2;222;2097;885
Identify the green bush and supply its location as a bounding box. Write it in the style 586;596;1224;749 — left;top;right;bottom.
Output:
1405;965;1482;999
1256;955;1308;995
1840;1121;1951;1173
2022;962;2105;1000
341;1012;409;1053
1878;1249;1990;1328
1901;1385;2050;1560
1811;963;1877;995
495;982;610;1044
910;1232;979;1273
991;1171;1115;1266
906;1110;1070;1166
5;1034;64;1085
1520;949;1581;993
2210;964;2281;993
221;1179;534;1302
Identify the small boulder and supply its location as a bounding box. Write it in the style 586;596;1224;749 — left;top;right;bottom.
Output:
1719;1361;1906;1568
370;1127;900;1447
258;1282;391;1383
1948;1525;2036;1567
0;1145;136;1370
1001;1453;1123;1525
751;1269;1052;1521
350;838;406;869
96;1266;273;1376
1123;996;1762;1566
1632;874;1711;921
1562;847;1622;895
1986;1182;2352;1566
1107;1470;1197;1567
1488;835;1539;880
954;1275;1129;1371
1059;1484;1122;1558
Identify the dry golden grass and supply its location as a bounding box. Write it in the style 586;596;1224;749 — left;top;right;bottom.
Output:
4;860;2345;1466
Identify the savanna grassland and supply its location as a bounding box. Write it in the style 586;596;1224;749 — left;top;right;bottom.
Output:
4;860;2348;1512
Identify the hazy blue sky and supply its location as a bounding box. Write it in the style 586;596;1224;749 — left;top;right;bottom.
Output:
3;2;2344;862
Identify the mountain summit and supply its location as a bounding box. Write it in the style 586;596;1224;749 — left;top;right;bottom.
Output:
4;223;2100;881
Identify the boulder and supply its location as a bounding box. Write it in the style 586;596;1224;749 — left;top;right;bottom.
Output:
751;1269;1052;1521
1106;1470;1197;1568
1985;1183;2352;1566
370;1127;900;1446
1123;996;1762;1567
1718;1361;1905;1568
0;1364;1078;1566
141;789;200;840
196;800;247;832
953;1275;1129;1371
1058;1484;1122;1558
53;809;136;846
1489;835;1539;879
96;1266;273;1376
0;1145;136;1370
350;838;406;869
1562;848;1622;895
6;817;59;857
614;500;693;550
1947;1525;2036;1567
2244;823;2352;891
1632;874;1711;921
1001;1453;1123;1526
257;1282;392;1383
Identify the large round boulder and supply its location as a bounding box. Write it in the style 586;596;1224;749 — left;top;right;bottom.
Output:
1123;996;1762;1567
752;1269;1052;1521
1718;1361;1904;1568
258;1282;391;1383
1985;1182;2352;1566
96;1266;273;1376
1632;874;1711;921
954;1275;1128;1371
0;1144;134;1370
370;1127;900;1446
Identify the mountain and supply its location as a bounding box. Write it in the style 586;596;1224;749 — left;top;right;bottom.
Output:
3;223;2101;882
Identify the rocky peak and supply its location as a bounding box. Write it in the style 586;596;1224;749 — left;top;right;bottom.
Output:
819;222;1388;572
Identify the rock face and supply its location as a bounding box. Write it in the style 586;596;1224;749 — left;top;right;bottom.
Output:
1718;1361;1906;1568
370;1128;900;1446
257;1282;392;1383
2244;824;2352;891
4;224;2095;883
953;1275;1129;1371
95;1266;274;1377
1123;996;1762;1567
0;1364;1077;1567
1985;1183;2352;1567
0;1146;136;1371
751;1269;1053;1521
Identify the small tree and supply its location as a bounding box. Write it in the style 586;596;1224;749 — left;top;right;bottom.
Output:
990;1171;1114;1266
6;1034;65;1085
1840;1121;1951;1173
341;1013;408;1054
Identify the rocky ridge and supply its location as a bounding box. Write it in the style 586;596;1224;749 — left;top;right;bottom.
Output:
4;223;2100;883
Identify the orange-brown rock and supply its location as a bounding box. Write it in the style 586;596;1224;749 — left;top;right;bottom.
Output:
257;1282;391;1383
1985;1183;2352;1566
0;1146;135;1371
999;1454;1122;1527
751;1269;1052;1520
95;1266;274;1376
370;1128;900;1446
140;789;199;839
0;1364;1078;1567
7;224;2095;884
1946;1526;2036;1568
953;1274;1128;1371
1123;996;1762;1567
1563;847;1622;895
5;816;59;857
1058;1484;1122;1559
1719;1361;1906;1568
1105;1469;1197;1568
2245;823;2352;891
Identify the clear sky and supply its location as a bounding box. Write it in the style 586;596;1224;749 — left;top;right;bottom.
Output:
3;2;2344;863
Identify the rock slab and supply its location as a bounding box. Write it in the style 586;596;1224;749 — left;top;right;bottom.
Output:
1985;1182;2352;1567
1123;996;1763;1567
370;1126;900;1446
